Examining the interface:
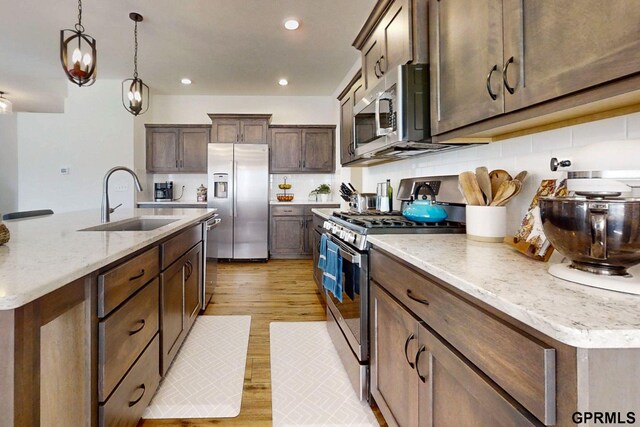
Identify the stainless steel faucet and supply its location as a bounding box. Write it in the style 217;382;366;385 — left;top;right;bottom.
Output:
101;166;143;223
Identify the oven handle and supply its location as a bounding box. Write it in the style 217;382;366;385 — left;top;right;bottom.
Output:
323;233;361;267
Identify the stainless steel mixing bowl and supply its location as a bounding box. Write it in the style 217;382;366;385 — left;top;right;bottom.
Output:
539;197;640;275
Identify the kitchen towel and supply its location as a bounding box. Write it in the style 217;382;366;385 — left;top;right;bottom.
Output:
318;233;328;270
322;239;343;302
344;260;359;300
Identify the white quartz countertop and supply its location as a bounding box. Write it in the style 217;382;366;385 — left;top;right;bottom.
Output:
136;201;207;208
270;200;340;205
0;208;216;310
311;208;337;220
367;234;640;349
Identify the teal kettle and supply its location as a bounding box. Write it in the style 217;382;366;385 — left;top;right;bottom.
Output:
403;183;448;223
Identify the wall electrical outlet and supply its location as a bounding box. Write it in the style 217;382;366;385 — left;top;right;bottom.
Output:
60;167;70;175
113;184;129;192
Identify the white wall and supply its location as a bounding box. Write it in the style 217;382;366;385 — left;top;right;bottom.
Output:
17;80;136;214
358;113;640;233
136;94;341;202
0;114;19;216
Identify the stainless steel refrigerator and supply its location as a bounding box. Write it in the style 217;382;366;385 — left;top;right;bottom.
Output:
207;144;269;260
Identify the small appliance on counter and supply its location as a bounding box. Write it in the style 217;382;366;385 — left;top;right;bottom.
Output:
154;181;173;201
540;169;640;294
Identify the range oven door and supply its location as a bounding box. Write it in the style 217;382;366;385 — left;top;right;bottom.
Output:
323;233;370;401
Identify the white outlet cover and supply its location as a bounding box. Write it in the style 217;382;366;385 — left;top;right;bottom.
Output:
60;167;70;175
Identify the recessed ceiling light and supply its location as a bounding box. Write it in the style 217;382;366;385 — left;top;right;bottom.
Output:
284;19;299;30
278;79;289;86
181;78;192;85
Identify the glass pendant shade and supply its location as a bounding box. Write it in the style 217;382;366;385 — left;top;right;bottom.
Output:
122;77;149;116
0;92;12;114
60;1;97;87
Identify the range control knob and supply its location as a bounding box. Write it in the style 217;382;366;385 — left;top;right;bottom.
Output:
323;221;330;230
346;232;356;244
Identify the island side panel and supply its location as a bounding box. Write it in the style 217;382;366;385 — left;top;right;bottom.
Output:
577;347;640;424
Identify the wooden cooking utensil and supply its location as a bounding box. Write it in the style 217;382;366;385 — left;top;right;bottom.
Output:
491;180;518;206
475;166;492;205
514;170;528;183
489;169;512;199
459;171;485;206
496;179;523;206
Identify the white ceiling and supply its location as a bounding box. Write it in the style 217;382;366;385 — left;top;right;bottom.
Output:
0;0;376;113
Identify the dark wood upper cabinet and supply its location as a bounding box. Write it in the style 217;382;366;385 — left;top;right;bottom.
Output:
302;129;334;171
353;0;427;97
209;114;271;144
429;0;640;139
269;125;335;173
146;127;180;173
502;0;640;112
146;125;210;173
270;128;302;172
180;128;209;172
337;71;362;166
430;0;505;134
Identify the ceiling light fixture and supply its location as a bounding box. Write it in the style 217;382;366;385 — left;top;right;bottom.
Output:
0;92;13;114
60;0;97;87
278;79;289;86
181;78;192;85
284;19;300;30
122;13;149;116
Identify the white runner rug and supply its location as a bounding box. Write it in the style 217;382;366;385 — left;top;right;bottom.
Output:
270;321;379;427
143;315;251;419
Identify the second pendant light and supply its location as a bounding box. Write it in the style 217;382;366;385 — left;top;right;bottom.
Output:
122;12;149;116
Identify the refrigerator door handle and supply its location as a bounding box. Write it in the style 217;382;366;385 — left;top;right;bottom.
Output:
233;160;238;218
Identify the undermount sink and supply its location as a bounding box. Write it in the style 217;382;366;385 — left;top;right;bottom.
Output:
80;217;179;232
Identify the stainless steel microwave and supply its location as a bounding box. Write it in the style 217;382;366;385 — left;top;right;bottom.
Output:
352;63;455;159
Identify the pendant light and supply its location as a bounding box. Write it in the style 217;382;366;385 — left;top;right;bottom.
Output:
0;92;12;114
60;0;97;86
122;13;149;116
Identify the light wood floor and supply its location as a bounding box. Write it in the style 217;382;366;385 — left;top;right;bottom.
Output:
141;259;386;427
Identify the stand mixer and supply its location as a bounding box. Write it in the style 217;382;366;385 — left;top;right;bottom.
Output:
540;166;640;295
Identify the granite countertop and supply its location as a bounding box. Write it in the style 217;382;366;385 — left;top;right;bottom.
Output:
367;234;640;349
0;208;216;310
136;201;207;208
270;200;340;205
311;208;337;219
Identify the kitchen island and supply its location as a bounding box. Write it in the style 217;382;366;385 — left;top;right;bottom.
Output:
0;208;216;426
368;234;640;426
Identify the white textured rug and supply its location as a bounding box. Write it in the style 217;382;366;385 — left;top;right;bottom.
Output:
143;315;251;419
270;321;379;427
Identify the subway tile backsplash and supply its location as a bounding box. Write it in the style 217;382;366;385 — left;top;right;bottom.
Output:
270;174;339;202
361;113;640;234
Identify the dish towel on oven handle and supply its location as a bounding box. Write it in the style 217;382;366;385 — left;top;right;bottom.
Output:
318;233;328;270
322;239;343;302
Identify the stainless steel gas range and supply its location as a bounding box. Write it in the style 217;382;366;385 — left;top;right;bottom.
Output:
317;175;466;402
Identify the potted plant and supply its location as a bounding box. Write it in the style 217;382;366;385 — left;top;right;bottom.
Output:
311;184;331;202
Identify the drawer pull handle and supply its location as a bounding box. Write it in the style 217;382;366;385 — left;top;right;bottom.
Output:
128;384;146;407
486;64;498;100
404;334;416;369
502;56;516;94
406;289;429;306
415;345;428;383
129;319;146;335
129;269;145;281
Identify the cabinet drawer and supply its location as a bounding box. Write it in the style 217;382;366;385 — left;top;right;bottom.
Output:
370;248;556;425
271;205;305;216
99;335;161;427
99;278;159;401
162;224;201;269
99;246;160;317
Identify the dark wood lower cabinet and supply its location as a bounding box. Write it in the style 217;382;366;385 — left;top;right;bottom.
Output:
371;282;538;427
270;206;338;259
161;242;203;375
